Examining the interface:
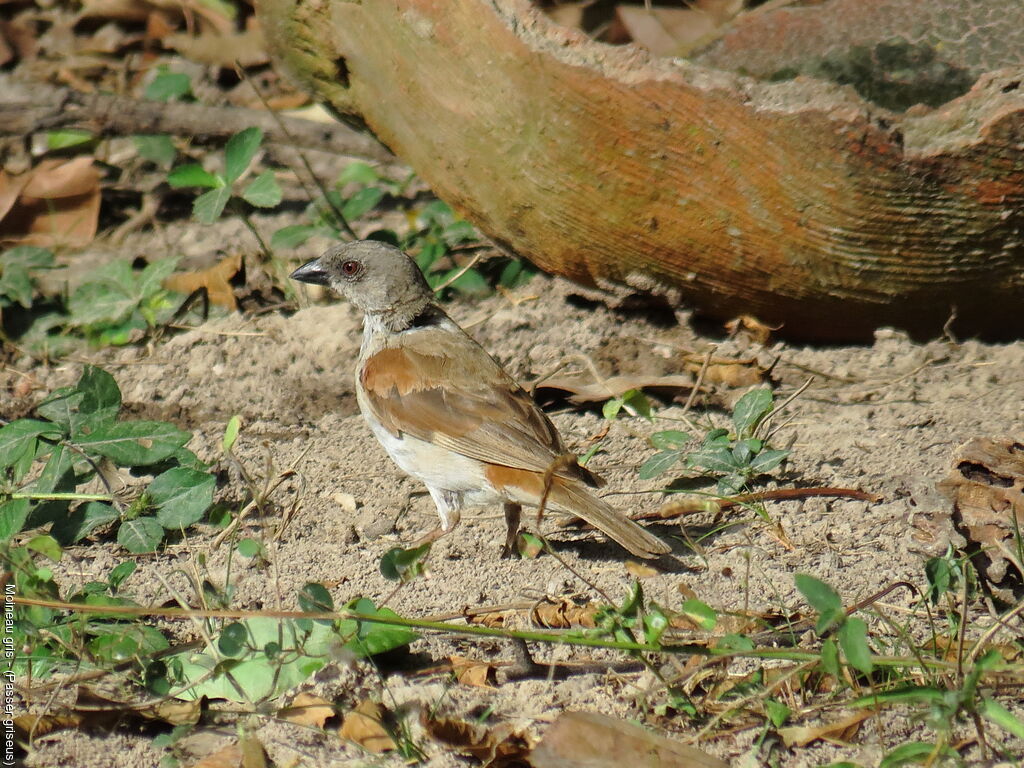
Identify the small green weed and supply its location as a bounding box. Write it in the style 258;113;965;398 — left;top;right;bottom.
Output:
640;388;790;494
168;126;282;227
0;245;55;314
0;365;214;553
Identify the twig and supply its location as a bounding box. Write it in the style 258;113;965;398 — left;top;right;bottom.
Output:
0;77;393;161
627;486;881;522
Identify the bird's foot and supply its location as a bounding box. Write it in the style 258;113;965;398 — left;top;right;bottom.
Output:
500;502;522;558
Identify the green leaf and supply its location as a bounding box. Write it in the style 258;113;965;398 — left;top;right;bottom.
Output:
977;697;1024;739
444;266;490;298
67;282;136;327
337;161;381;186
193;186;232;224
88;634;139;663
27;534;62;562
224;127;263;183
241;171;281;208
138;258;180;300
748;448;789;473
639;449;683;480
622;389;653;421
924;556;954;603
169;617;334;701
222;415;241;453
35;387;84;433
77;366;122;423
149;468;216;529
0;419;61;467
236;538;264;559
298;582;334;614
379;544;431;581
602;397;623;421
2;245;55;270
1;246;54;309
442;219;479;246
879;742;941;768
108;560;137;591
338;597;418;657
117;517;164;553
167;164;221;189
679;598;717;631
714;633;754;652
642;604;669;644
764;699;790;728
341;186;384;221
732;388;773;438
218;622;249;657
75;420;192;466
650;430;690;450
46;130;94;150
270;224;332;250
838;616;874;674
0;499;30;541
51;501;119;544
687;445;738;474
821;637;841;678
515;532;544;559
795;573;843;616
145;70;191;102
133;134;176;166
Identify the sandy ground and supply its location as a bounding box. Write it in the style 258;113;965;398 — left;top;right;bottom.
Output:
7;259;1024;766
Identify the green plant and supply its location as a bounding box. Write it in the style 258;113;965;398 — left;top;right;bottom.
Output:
0;245;54;315
602;388;654;421
168;127;282;228
0;365;214;553
795;574;874;678
5;543;170;678
155;587;418;703
640;388;790;494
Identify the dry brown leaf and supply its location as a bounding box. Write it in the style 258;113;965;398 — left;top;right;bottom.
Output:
193;741;243;768
279;693;335;728
450;655;496;688
724;314;782;345
0;157;100;248
469;609;509;628
164;252;242;310
531;710;728;768
14;713;84;740
938;437;1024;592
164;24;268;68
625;560;660;579
686;358;768;388
531;597;598;629
778;710;873;748
79;0;233;33
421;713;531;766
338;700;395;753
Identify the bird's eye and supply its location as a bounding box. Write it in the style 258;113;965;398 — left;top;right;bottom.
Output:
341;260;361;278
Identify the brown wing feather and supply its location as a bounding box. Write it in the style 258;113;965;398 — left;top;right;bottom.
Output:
360;327;570;474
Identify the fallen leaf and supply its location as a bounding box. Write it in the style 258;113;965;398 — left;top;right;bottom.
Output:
450;655;496;688
421;713;531;767
531;710;728;768
79;0;234;33
338;699;395;753
192;741;243;768
164;24;268;68
163;252;242;310
778;710;873;748
279;692;335;728
531;597;598;629
625;560;660;579
0;157;100;248
938;437;1024;595
724;314;781;344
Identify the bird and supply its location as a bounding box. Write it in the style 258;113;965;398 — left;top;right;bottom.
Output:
290;240;671;559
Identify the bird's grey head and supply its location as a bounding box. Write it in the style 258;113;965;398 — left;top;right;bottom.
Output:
290;240;433;316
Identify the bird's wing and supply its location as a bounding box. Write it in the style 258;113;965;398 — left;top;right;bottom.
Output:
359;325;568;474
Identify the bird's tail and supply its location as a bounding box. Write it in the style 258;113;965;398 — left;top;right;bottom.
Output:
547;477;671;559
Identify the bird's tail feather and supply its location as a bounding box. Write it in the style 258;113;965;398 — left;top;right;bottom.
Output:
548;478;671;558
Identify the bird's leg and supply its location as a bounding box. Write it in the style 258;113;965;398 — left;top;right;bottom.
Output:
415;487;462;547
501;502;522;558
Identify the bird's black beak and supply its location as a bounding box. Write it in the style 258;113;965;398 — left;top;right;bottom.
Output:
290;257;330;286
